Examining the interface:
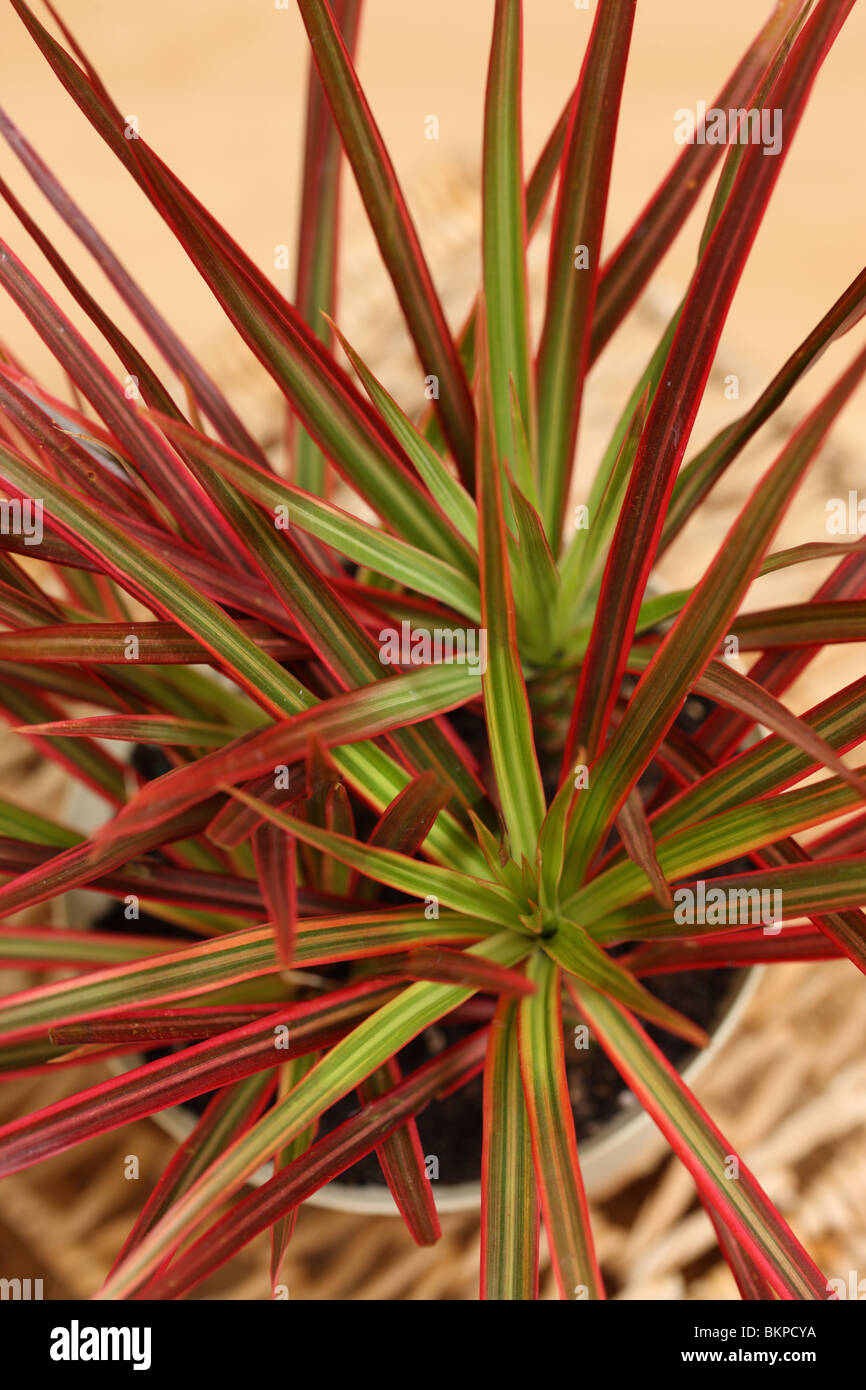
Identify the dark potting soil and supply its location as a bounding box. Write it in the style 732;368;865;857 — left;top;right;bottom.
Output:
319;966;737;1187
95;886;739;1188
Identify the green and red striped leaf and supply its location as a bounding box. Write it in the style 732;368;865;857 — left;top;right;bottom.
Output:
517;952;603;1299
481;998;539;1299
569;982;830;1299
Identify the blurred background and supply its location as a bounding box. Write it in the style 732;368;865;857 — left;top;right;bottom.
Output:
3;0;865;421
0;0;865;1298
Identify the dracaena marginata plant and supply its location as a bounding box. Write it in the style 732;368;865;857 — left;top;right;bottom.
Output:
0;0;863;1301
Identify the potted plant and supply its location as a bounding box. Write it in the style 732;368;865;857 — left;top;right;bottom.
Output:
0;0;863;1300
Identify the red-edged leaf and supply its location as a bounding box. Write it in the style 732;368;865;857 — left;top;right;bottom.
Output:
375;947;535;997
97;933;527;1297
663;263;866;548
589;0;813;360
17;714;237;747
0;910;484;1045
0;986;402;1178
9;0;465;565
703;1199;780;1300
138;1029;488;1301
96;663;482;856
545;919;707;1046
753;837;866;979
0;681;128;804
296;0;475;484
291;0;363;495
622;647;866;807
358;1055;440;1247
730;600;866;648
615;789;673;908
483;1;535;475
564;0;856;775
481;997;539;1299
0;107;269;470
562;342;866;892
0;622;304;665
367;771;450;856
518;952;603;1299
111;1072;274;1271
620;927;840;975
593;858;866;945
702;551;866;762
535;0;636;541
476;313;545;862
569;981;830;1299
49;1007;281;1045
0;236;235;556
225;791;521;929
253;822;297;970
0;928;180;971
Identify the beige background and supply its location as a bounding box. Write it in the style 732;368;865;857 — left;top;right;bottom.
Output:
2;0;865;417
3;0;862;712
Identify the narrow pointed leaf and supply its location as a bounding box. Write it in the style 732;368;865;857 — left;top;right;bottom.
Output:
112;1072;273;1269
253;822;297;969
296;0;475;482
481;999;539;1299
358;1056;440;1247
517;952;603;1299
562;0;857;787
535;0;636;541
476;323;545;862
545;921;706;1045
226;790;520;929
0;911;487;1045
292;0;363;494
483;1;534;472
562;342;866;893
570;982;830;1299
